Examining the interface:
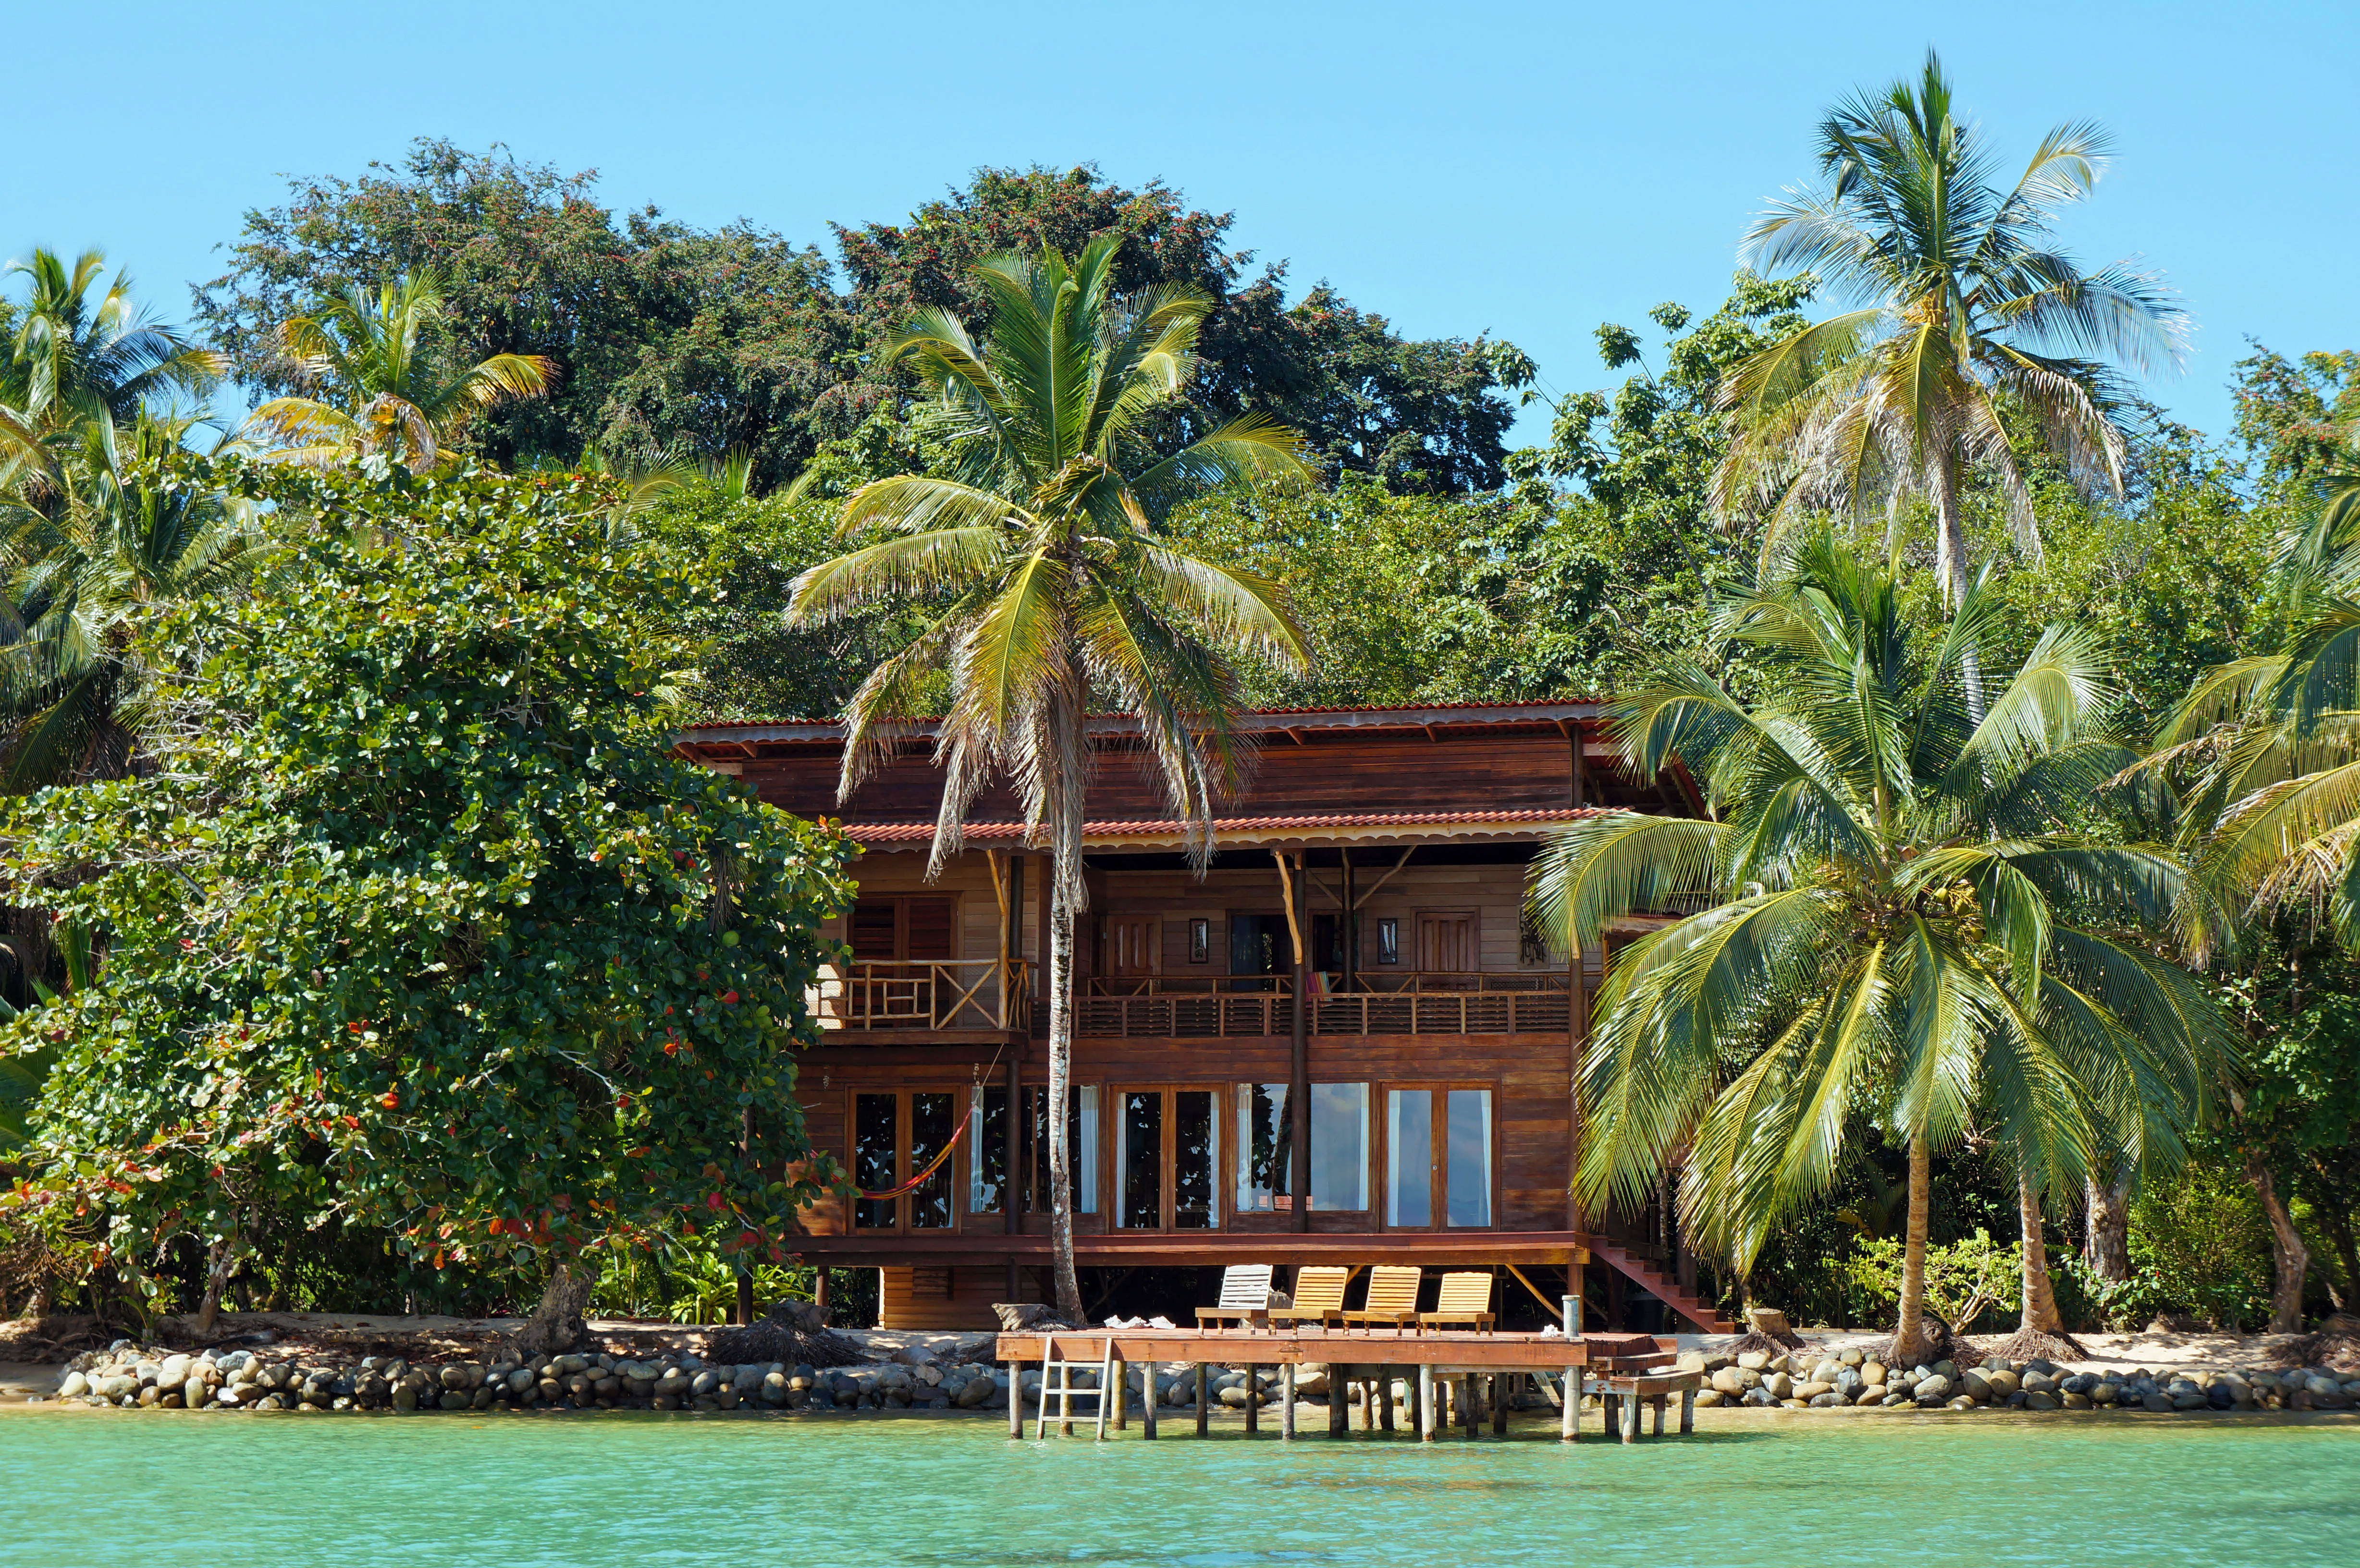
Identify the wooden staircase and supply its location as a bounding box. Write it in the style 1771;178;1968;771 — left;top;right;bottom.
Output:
1585;1238;1739;1334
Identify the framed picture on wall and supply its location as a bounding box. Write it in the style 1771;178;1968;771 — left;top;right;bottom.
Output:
1376;917;1400;965
1188;918;1210;964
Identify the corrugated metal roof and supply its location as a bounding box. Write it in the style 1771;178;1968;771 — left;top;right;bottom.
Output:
840;807;1605;845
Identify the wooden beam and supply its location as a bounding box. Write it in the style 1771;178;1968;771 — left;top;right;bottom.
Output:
1349;846;1415;911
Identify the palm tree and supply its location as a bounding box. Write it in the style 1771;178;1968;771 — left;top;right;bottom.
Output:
1530;535;2230;1364
786;237;1310;1317
1714;51;2184;615
0;414;261;789
2;249;223;434
244;272;554;473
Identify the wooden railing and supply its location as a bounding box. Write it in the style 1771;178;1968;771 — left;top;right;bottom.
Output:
1074;973;1572;1038
818;960;1032;1032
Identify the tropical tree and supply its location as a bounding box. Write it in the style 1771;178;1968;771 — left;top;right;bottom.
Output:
786;237;1311;1317
244;272;553;472
0;416;262;790
1530;535;2230;1363
1714;51;2185;615
2;249;222;437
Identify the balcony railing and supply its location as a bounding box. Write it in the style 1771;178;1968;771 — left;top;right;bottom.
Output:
1074;972;1572;1038
818;960;1033;1032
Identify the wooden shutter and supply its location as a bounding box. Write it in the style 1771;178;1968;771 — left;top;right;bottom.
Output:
1416;912;1477;974
1109;916;1160;976
904;898;956;960
850;900;899;962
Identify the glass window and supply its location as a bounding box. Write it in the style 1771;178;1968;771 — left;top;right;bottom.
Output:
1235;1083;1291;1212
1310;1083;1369;1211
1445;1089;1492;1227
1386;1089;1433;1227
1174;1090;1218;1230
852;1093;897;1229
907;1091;956;1229
1118;1091;1164;1229
968;1087;1008;1214
1026;1085;1098;1214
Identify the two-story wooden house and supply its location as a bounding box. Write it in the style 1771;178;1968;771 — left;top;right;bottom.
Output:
676;700;1727;1334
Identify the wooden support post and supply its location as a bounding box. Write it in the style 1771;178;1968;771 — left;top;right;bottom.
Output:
1462;1373;1479;1439
1330;1370;1351;1437
1112;1354;1127;1432
1620;1390;1639;1445
1280;1363;1297;1440
1493;1374;1510;1434
1245;1365;1260;1435
1143;1363;1157;1440
1652;1395;1665;1438
1195;1364;1209;1438
1418;1364;1436;1443
1339;850;1355;995
1561;1292;1581;1443
1009;1357;1026;1438
814;1267;831;1318
1275;850;1311;1234
1680;1388;1695;1434
1378;1374;1396;1432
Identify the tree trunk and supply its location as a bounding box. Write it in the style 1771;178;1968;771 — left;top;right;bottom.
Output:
1891;1134;1933;1364
2312;1181;2360;1314
513;1263;592;1360
193;1234;235;1338
1933;457;1986;721
1046;878;1083;1322
2249;1157;2310;1334
2082;1172;2131;1281
2018;1170;2063;1332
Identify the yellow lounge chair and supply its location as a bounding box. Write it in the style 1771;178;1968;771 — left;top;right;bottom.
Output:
1339;1264;1422;1334
1269;1266;1349;1330
1193;1263;1275;1329
1419;1270;1498;1333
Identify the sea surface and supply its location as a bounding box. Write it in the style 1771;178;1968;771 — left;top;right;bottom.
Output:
2;1405;2355;1567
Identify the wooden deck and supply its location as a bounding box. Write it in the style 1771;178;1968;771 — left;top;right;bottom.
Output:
789;1231;1592;1268
996;1327;1639;1368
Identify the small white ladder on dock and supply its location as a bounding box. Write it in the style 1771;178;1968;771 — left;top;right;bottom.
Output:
1033;1333;1117;1441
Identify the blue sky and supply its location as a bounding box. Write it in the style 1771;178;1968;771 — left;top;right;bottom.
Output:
6;0;2353;452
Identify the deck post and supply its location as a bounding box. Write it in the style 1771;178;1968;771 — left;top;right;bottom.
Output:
1195;1364;1209;1437
1652;1394;1665;1437
1280;1363;1297;1440
1680;1388;1695;1434
1619;1389;1639;1445
1280;850;1310;1234
1493;1374;1510;1434
1008;1356;1025;1439
1378;1374;1396;1433
1418;1364;1436;1442
1112;1355;1127;1432
1561;1292;1581;1442
1245;1366;1259;1435
1330;1370;1351;1437
1143;1362;1157;1440
1462;1373;1479;1438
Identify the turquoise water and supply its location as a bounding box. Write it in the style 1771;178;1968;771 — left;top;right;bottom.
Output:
3;1407;2356;1567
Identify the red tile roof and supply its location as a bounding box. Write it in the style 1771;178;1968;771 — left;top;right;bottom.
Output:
839;807;1606;845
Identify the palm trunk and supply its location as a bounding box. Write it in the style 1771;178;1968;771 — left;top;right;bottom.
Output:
2082;1172;2131;1281
1933;457;1986;721
2018;1170;2062;1332
1045;876;1083;1322
2248;1157;2310;1334
1891;1134;1932;1365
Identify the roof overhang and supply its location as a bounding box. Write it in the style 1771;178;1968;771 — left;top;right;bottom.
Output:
839;807;1603;853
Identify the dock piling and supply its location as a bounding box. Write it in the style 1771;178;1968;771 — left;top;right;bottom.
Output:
1280;1363;1297;1440
1195;1364;1208;1438
1418;1364;1436;1442
1245;1365;1259;1435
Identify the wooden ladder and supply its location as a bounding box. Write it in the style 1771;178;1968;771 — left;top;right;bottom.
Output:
1033;1333;1117;1441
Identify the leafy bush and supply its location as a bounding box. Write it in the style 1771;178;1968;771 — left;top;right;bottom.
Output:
1844;1228;2023;1335
2127;1164;2274;1329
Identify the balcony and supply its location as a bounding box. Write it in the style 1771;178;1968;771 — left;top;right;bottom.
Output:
1074;972;1573;1039
817;959;1033;1033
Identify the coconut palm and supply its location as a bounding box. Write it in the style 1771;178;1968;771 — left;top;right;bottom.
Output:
0;414;262;789
786;236;1310;1317
244;272;553;473
2;249;223;435
1714;51;2185;611
1530;534;2230;1364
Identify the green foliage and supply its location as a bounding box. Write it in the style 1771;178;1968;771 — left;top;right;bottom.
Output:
0;458;856;1306
1846;1227;2023;1333
2127;1162;2274;1329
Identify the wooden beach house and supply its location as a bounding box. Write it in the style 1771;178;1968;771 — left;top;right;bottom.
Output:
676;701;1731;1335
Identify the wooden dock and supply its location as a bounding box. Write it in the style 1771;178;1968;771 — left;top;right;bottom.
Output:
996;1327;1697;1444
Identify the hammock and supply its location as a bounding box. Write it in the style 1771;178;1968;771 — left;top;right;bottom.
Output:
855;1090;975;1201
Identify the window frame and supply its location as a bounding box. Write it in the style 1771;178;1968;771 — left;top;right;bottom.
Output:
847;1085;969;1234
1376;1080;1499;1232
1110;1083;1224;1233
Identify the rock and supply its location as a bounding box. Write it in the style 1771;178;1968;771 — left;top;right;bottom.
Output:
94;1375;136;1401
183;1375;210;1408
956;1375;995;1408
1915;1375;1950;1400
1960;1369;1992;1403
157;1355;192;1387
2141;1392;2172;1413
1860;1361;1887;1387
1218;1385;1262;1409
891;1344;940;1368
437;1365;471;1391
1797;1381;1833;1400
1710;1368;1744;1396
2025;1391;2060;1411
1676;1350;1709;1372
1740;1386;1777;1407
436;1391;469;1411
57;1373;88;1399
1736;1351;1771;1371
2062;1391;2092;1409
1764;1372;1794;1400
1807;1392;1840;1408
1946;1395;1977;1411
1693;1389;1723;1408
1981;1368;2020;1396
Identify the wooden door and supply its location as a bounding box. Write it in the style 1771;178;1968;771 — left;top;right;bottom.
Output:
1416;911;1478;976
1107;916;1160;978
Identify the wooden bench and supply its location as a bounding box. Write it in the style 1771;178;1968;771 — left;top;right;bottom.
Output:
1192;1263;1274;1329
1582;1369;1703;1442
1339;1264;1420;1334
1270;1266;1348;1330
